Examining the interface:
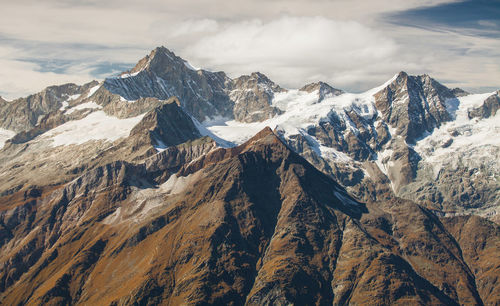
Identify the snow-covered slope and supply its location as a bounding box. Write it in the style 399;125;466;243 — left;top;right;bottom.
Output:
42;111;145;147
414;92;499;178
0;128;15;149
204;74;398;145
199;73;499;220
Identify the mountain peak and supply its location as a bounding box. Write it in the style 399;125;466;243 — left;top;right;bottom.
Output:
395;71;409;82
121;46;187;76
250;71;270;80
150;46;181;62
244;126;277;144
300;81;344;101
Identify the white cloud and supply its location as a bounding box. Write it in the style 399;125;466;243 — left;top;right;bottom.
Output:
0;0;497;98
0;63;92;101
170;19;219;37
180;17;404;90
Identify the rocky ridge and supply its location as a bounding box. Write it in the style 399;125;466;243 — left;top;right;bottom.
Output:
0;81;98;133
1;127;499;304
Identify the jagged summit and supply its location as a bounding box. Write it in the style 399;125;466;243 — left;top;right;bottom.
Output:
300;81;344;101
120;46;197;77
374;70;458;143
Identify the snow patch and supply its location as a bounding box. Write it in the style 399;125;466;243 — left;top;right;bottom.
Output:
65;101;102;114
184;60;199;71
86;84;101;97
334;191;359;207
119;71;141;78
319;145;353;163
59;101;69;111
193;117;234;148
160;173;194;195
67;93;81;101
363;73;399;96
302;132;353;163
154;138;168;152
43;111;145;147
102;171;204;225
0;128;16;149
119;95;137;103
59;93;82;111
374;149;394;177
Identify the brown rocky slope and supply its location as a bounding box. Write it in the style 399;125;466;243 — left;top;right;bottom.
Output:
1;127;498;305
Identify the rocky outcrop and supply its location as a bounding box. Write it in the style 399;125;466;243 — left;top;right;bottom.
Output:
230;72;284;122
468;90;500;119
374;72;455;143
129;98;201;149
300;81;344;101
0;81;98;133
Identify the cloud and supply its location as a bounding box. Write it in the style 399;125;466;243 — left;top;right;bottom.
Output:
0;46;94;100
0;0;497;98
386;0;500;40
0;39;146;99
382;0;500;91
179;16;404;90
170;19;219;37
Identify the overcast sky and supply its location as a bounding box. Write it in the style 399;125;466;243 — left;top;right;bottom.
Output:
1;0;499;99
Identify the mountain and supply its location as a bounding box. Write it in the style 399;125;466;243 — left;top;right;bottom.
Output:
0;46;499;304
1;127;499;304
0;81;99;133
103;46;294;123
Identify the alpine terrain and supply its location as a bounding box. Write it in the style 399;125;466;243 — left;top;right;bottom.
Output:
0;46;499;305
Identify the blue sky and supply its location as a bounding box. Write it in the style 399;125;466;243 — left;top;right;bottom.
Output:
0;0;498;99
388;0;500;38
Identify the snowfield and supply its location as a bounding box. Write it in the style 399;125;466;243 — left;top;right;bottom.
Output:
203;74;398;146
414;92;500;178
42;111;145;147
0;128;16;149
65;101;102;114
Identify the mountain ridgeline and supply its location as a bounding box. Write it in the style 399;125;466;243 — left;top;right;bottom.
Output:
0;46;499;305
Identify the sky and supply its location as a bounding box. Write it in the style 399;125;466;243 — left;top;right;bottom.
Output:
0;0;499;99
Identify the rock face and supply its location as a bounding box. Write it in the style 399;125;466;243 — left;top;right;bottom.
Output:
468;90;500;119
103;47;234;121
374;72;455;143
103;47;288;123
0;81;98;133
300;81;344;102
231;72;284;122
1;127;498;305
129;98;201;149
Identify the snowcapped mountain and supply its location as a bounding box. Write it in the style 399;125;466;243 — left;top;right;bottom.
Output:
0;47;498;220
0;46;499;305
0;45;498;219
